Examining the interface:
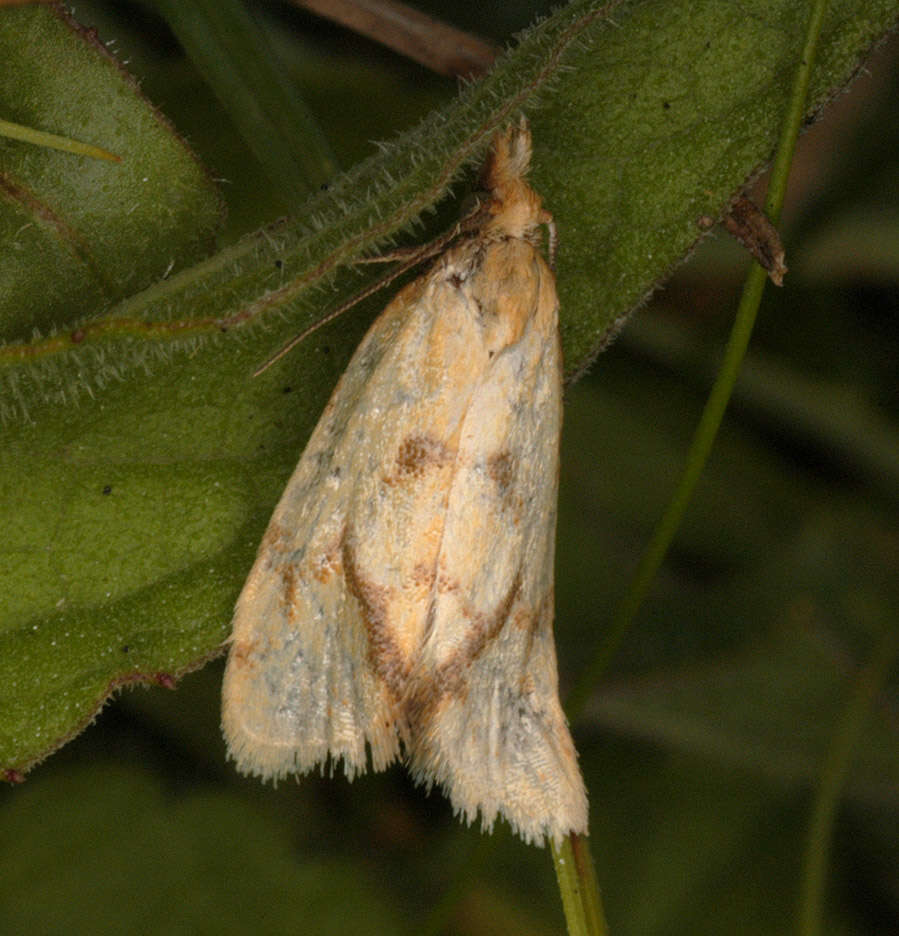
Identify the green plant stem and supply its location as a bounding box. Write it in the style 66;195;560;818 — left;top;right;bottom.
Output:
552;834;608;936
553;0;828;936
765;0;830;225
559;3;831;925
796;625;899;936
566;0;829;724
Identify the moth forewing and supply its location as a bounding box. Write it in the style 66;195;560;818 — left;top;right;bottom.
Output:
222;120;588;846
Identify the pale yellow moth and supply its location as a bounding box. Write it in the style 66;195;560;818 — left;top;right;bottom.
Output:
222;121;588;846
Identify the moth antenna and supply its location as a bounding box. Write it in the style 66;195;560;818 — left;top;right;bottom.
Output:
253;201;489;377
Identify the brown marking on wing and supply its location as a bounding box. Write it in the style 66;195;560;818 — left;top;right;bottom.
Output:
341;529;408;700
259;521;289;555
411;562;437;589
279;562;299;618
229;638;259;670
436;571;461;595
517;671;537;696
512;606;533;630
446;568;523;685
403;569;524;726
309;542;342;584
487;450;515;490
510;588;554;692
392;434;454;481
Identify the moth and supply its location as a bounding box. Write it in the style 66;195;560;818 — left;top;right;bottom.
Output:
222;121;588;846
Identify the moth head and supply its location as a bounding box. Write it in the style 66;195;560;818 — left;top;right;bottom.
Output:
482;119;555;263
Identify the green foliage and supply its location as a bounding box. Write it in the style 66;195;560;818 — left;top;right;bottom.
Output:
0;0;897;933
0;764;403;933
0;4;223;340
